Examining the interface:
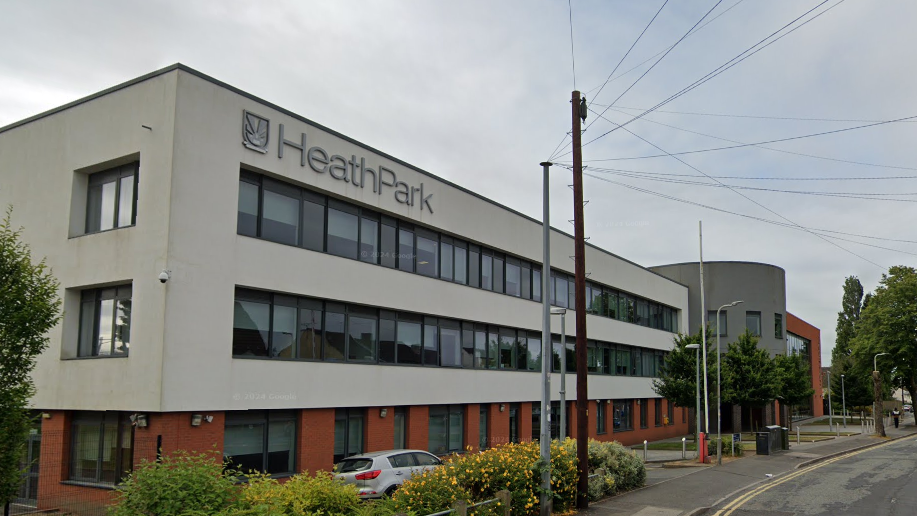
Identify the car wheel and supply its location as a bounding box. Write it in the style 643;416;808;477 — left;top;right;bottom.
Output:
384;485;398;497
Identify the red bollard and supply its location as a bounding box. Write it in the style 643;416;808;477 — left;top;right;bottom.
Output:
698;432;707;463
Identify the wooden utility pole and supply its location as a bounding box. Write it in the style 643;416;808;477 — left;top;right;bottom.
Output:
571;90;589;510
873;371;886;437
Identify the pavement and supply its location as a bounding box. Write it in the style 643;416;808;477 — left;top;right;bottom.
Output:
586;413;917;515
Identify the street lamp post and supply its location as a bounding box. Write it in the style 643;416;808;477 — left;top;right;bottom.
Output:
874;352;890;435
716;301;743;466
827;370;832;431
539;162;553;516
841;374;846;428
551;307;568;441
686;343;701;459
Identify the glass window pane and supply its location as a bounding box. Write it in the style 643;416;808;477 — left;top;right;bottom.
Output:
299;308;323;360
533;270;542;302
555;276;568;309
493;257;504;294
348;414;364;456
746;312;762;337
262;190;300;246
359;218;379;263
233;300;270;357
454;247;467;284
468;250;480;288
499;328;515;369
380;224;397;268
461;327;474;368
394;409;406;449
398;229;414;272
617;348;631;375
396;321;422;365
479;407;488;450
487;330;499;370
86;184;103;233
505;262;520;297
267;420;295;474
416;235;438;277
78;300;96;357
515;333;527;371
379;318;396;363
237;181;259;237
348;315;377;362
225;422;266;473
98;421;119;483
440;242;453;281
440;325;461;367
527;334;541;371
327;208;358;259
521;266;531;299
334;417;346;463
324;311;346;360
448;411;463;451
568;280;575;310
428;410;447;455
271;305;297;358
474;328;487;368
423;322;438;366
114;299;130;355
100;181;116;231
481;255;493;290
302;200;325;252
96;299;114;356
117;176;135;227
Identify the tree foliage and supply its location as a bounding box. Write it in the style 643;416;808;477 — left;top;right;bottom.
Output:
721;330;777;408
833;276;864;362
652;328;717;411
774;352;815;407
849;266;917;408
0;209;62;506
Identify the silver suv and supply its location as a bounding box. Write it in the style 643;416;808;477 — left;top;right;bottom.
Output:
334;449;443;498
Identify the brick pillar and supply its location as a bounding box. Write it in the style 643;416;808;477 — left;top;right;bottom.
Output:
365;406;394;452
464;404;480;452
519;402;533;442
300;408;335;473
406;406;429;452
489;403;509;448
38;411;68;511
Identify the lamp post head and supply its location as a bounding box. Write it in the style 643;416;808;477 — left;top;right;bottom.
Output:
550;307;567;315
730;300;744;307
685;344;700;350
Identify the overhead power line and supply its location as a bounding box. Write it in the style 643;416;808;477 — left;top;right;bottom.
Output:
585;107;886;269
553;164;917;182
599;105;917;124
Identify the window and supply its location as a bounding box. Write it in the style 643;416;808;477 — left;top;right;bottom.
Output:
238;179;259;237
532;405;542;441
708;310;727;337
86;162;138;234
479;405;489;450
416;231;438;277
423;317;438;366
394;407;406;449
261;180;301;246
379;312;396;363
499;328;515;369
69;412;133;485
429;405;463;455
597;401;607;434
746;311;762;337
327;203;359;259
481;252;493;290
639;399;647;429
324;306;346;360
532;268;542;302
509;403;520;444
299;300;324;360
493;255;504;294
526;333;542;371
301;190;325;252
554;274;568;308
78;285;131;357
440;238;454;281
359;212;379;264
616;347;631;376
440;319;462;367
774;313;783;339
397;313;423;365
520;263;531;299
454;241;468;285
398;228;415;272
505;260;521;297
225;411;296;475
469;246;481;288
461;322;475;368
334;409;364;464
667;400;675;425
474;325;488;368
347;306;377;362
612;400;633;432
380;219;397;268
654;399;662;426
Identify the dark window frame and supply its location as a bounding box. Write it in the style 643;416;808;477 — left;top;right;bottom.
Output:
85;162;139;234
224;410;297;476
69;412;133;485
78;285;132;358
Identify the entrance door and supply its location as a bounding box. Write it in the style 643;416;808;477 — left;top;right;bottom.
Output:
16;432;41;507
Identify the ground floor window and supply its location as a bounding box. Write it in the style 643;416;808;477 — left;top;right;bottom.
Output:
394;407;406;449
479;405;489;450
597;401;607;434
224;410;296;475
655;398;662;427
667;400;675;426
613;400;633;432
69;412;133;485
334;409;365;464
429;405;464;455
509;403;520;444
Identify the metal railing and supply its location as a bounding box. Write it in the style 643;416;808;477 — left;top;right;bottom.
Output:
410;490;512;516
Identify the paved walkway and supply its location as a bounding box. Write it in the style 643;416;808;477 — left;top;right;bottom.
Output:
587;414;916;515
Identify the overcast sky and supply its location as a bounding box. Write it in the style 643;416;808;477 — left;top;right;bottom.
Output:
2;0;915;365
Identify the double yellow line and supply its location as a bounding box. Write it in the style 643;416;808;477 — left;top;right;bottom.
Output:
711;440;897;516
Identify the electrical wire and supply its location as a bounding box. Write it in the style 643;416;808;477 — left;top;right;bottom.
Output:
554;0;843;160
582;171;917;257
591;0;670;105
554;164;917;182
600;105;917;124
591;107;917;172
585;107;887;269
583;113;917;163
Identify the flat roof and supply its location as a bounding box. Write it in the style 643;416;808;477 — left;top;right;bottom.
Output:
0;63;687;289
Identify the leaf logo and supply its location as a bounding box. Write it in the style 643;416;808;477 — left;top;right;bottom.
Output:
242;111;269;153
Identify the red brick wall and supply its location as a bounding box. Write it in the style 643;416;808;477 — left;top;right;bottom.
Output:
787;312;823;418
519;402;533;442
609;398;691;447
488;403;509;448
365;406;394;452
464;404;480;452
300;408;335;473
406;405;429;452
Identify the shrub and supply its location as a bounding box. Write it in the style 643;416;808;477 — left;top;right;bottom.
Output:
109;450;239;516
232;471;362;515
392;439;579;516
587;439;646;499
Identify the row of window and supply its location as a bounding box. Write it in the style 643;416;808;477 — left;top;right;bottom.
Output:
706;310;784;339
237;171;678;333
233;288;668;377
69;401;682;483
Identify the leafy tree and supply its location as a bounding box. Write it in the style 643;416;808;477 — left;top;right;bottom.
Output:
652;328;717;435
773;353;815;429
832;276;864;362
721;330;778;409
850;266;917;419
830;358;873;416
0;210;62;507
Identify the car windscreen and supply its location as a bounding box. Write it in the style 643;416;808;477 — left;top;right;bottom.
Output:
335;458;373;473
